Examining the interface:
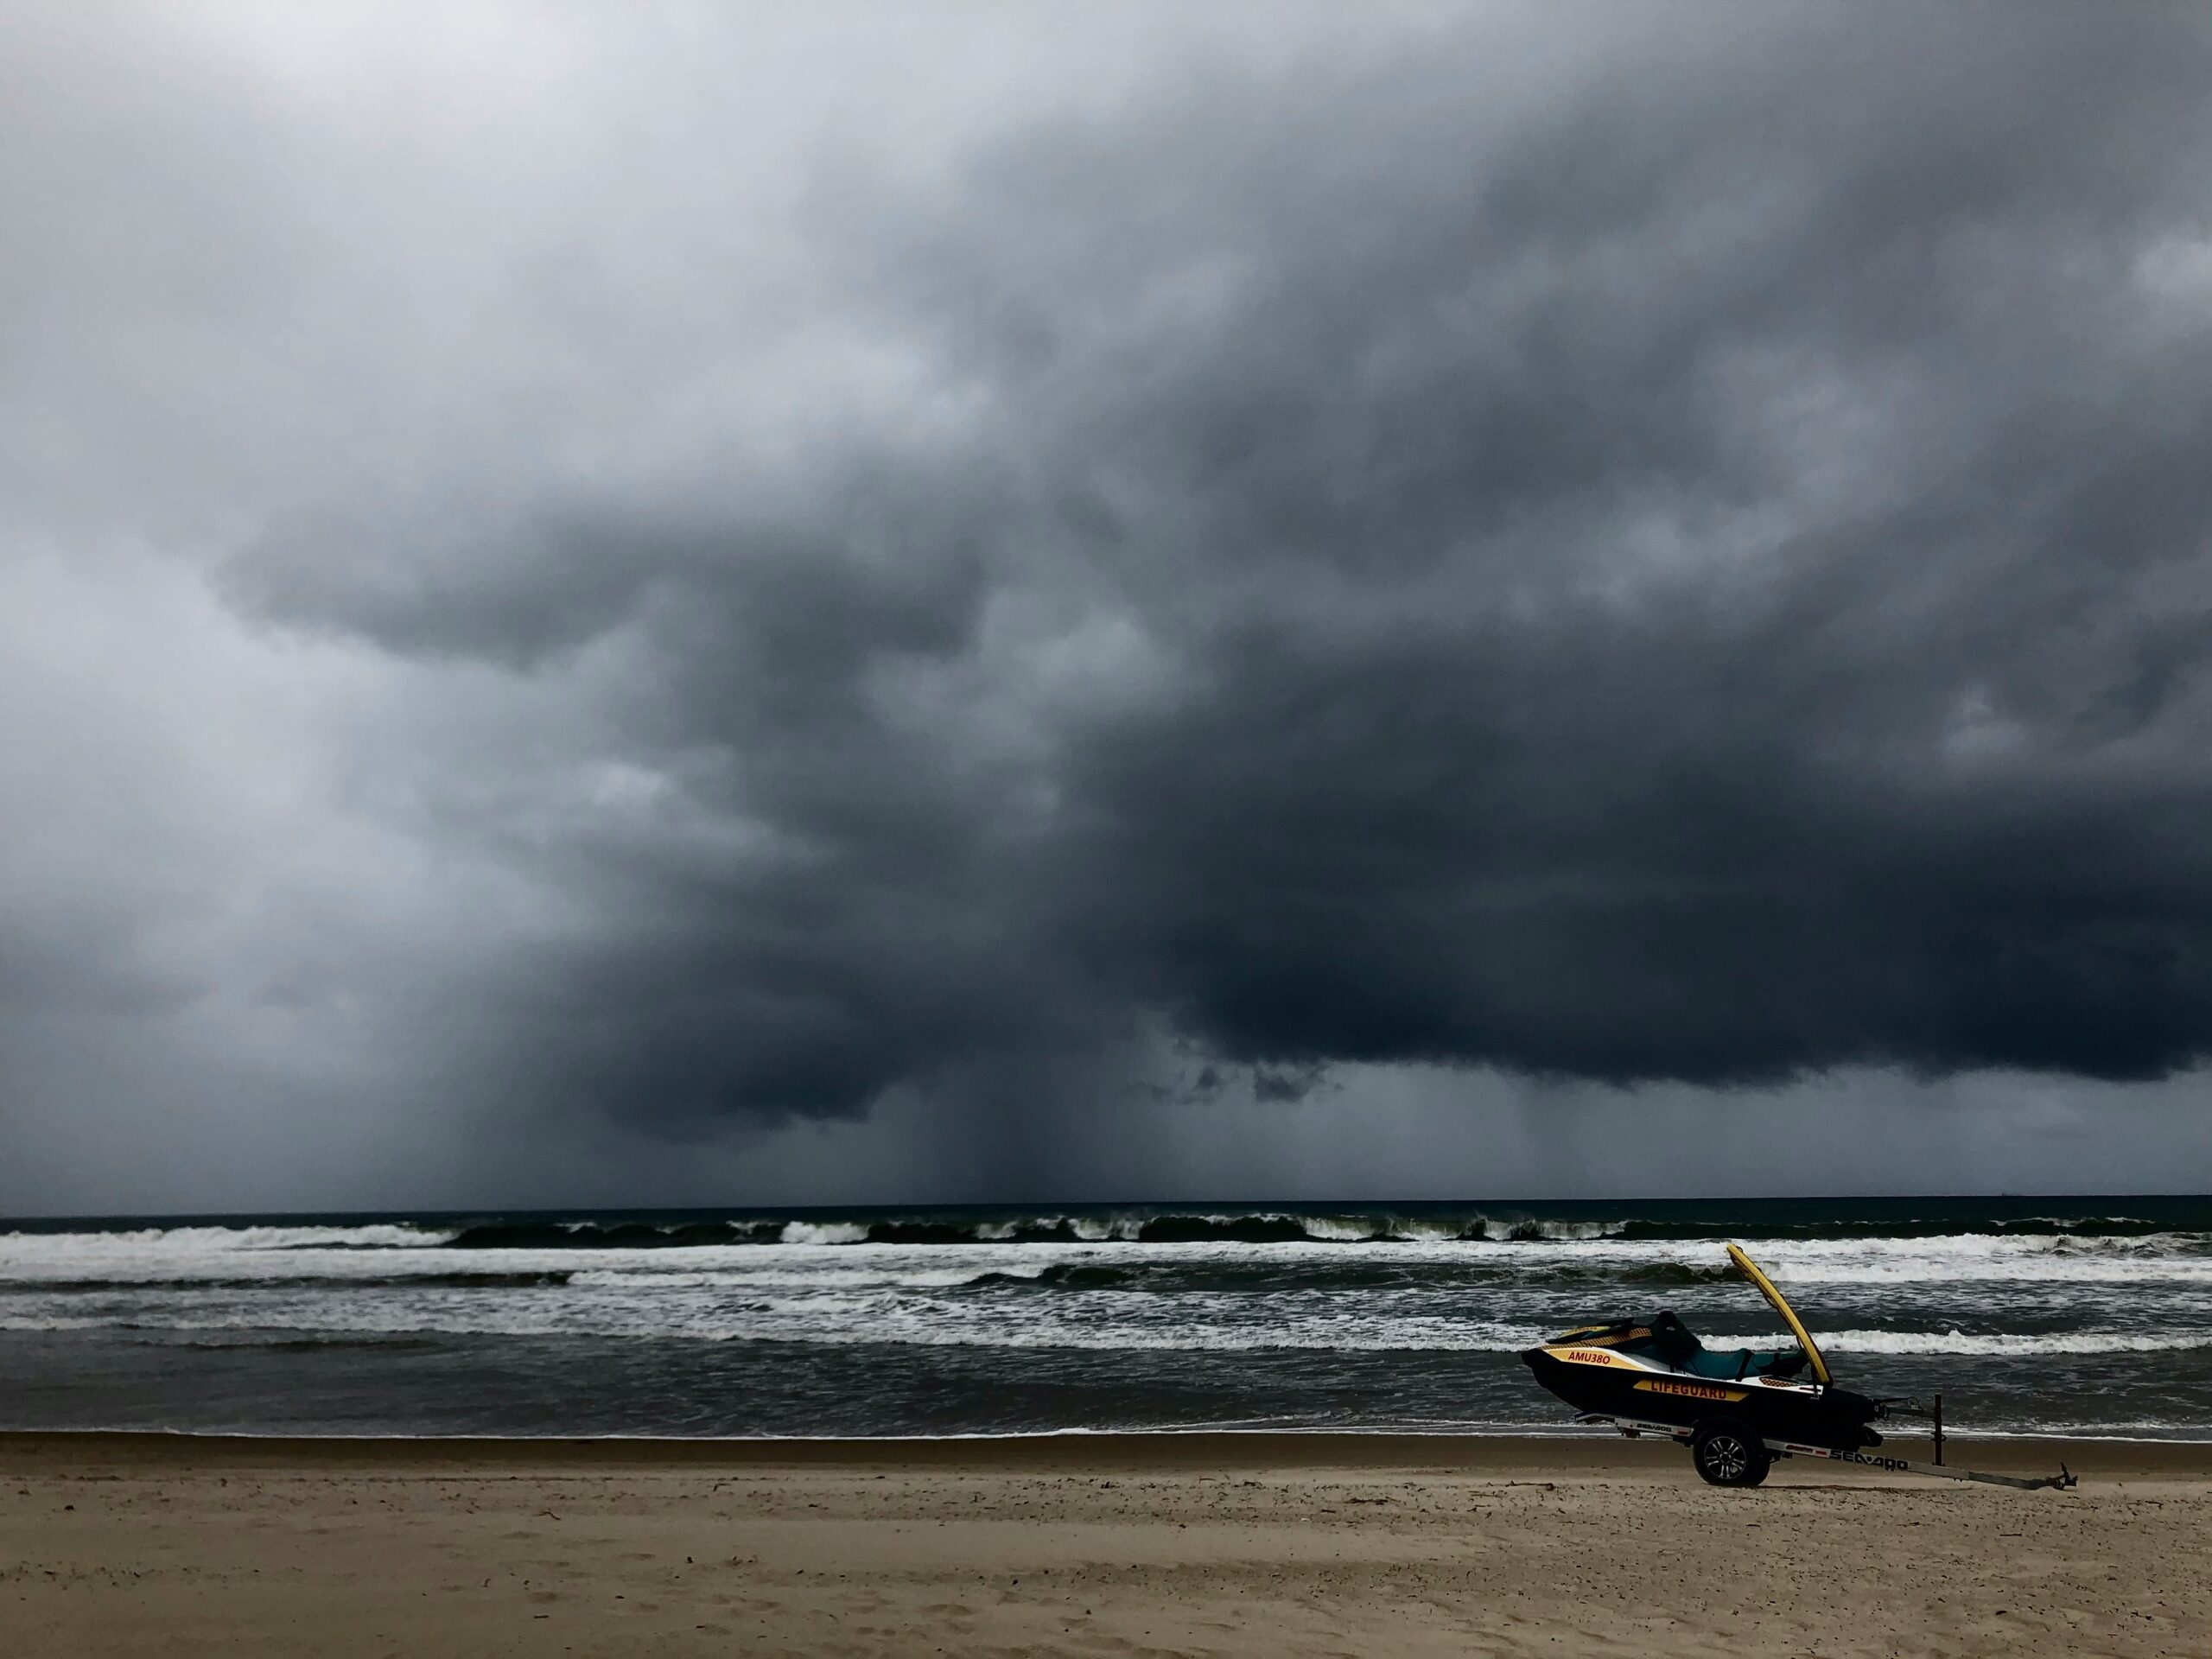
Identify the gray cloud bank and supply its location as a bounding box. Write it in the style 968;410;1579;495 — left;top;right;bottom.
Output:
6;3;2212;1192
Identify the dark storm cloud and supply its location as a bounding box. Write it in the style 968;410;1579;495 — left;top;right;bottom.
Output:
13;3;2212;1163
232;4;2212;1112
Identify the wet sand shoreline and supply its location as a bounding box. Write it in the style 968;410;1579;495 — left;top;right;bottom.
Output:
10;1426;2210;1470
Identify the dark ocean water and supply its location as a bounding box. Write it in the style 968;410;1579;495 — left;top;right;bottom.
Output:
4;1197;2209;1439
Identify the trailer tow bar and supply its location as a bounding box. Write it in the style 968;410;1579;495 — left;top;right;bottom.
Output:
1788;1441;2075;1491
1574;1414;2076;1491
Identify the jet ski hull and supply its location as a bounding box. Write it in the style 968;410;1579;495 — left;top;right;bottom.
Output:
1522;1344;1883;1452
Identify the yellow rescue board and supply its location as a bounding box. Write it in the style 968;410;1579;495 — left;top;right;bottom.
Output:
1726;1242;1831;1387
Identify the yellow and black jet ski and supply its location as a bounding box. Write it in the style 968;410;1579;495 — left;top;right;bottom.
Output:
1522;1243;2074;1491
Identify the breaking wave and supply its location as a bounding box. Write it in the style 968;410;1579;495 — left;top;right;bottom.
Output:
0;1224;449;1252
400;1206;2212;1249
0;1271;576;1294
10;1204;2210;1256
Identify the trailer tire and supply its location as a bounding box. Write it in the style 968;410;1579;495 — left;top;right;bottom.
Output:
1692;1418;1770;1488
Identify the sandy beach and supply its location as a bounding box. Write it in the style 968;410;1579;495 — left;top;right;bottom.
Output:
6;1433;2208;1657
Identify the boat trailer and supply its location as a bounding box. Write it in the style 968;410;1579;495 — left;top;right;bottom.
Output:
1579;1402;2077;1492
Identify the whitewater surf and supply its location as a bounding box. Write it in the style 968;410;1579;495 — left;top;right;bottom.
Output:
3;1197;2209;1440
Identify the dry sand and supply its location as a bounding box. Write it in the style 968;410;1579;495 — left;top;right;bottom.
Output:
5;1431;2208;1657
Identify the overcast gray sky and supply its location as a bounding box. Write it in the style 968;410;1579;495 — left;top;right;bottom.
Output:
6;2;2212;1215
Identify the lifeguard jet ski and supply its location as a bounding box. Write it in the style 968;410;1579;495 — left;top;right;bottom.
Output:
1523;1244;2074;1491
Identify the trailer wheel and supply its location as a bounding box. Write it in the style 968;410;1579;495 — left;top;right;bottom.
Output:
1692;1418;1770;1488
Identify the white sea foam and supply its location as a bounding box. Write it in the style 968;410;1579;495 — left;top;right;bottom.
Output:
10;1228;2212;1294
7;1294;2201;1357
775;1222;872;1245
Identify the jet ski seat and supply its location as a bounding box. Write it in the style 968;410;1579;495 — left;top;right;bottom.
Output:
1648;1310;1809;1381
